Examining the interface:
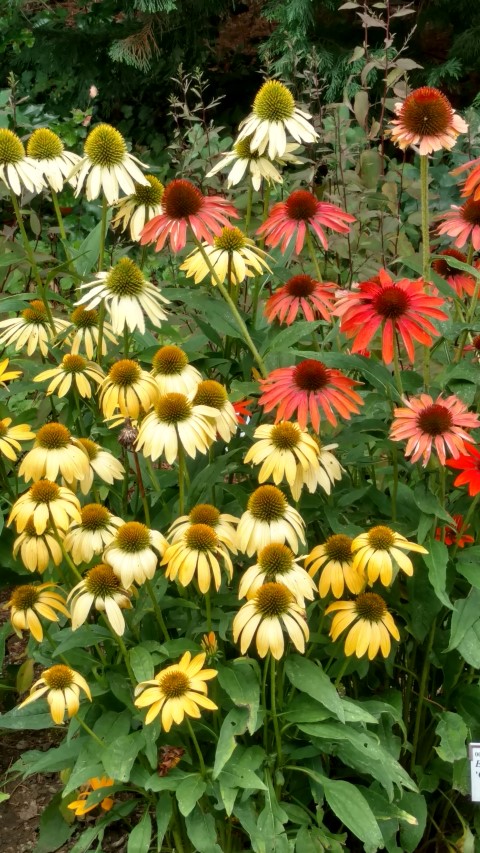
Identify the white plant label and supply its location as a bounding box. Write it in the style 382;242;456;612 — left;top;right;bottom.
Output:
468;743;480;801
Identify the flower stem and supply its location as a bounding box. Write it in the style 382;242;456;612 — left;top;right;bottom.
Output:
185;717;206;778
132;450;150;526
455;252;480;363
204;589;212;633
420;154;431;388
144;578;170;643
0;454;14;499
75;714;105;749
305;228;323;282
10;191;56;333
334;657;349;688
50;190;68;245
48;513;83;582
177;440;186;516
245;180;253;233
95;195;109;362
410;618;435;773
269;654;282;770
392;336;404;398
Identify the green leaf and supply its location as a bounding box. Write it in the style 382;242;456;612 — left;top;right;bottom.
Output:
217;659;260;733
127;811;152;853
0;792;9;803
422;538;452;608
413;486;453;523
73;211;112;277
399;792;427;853
185;807;223;853
155;793;173;851
295;826;327;852
257;773;289;853
213;706;249;779
322;777;384;852
219;746;267;791
176;773;207;817
129;646;154;682
102;732;144;782
435;712;468;763
0;704;55;731
262;321;323;356
12;741;80;777
34;793;74;853
448;589;480;655
285;655;345;722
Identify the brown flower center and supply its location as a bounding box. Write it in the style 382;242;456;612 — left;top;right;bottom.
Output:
354;592;387;622
162;179;203;219
373;285;410;320
10;584;40;610
159;670;189;698
30;480;60;504
399;87;453;136
22;303;48;324
432;249;467;278
255;582;293;616
194;380;227;410
80;503;111;530
24;516;41;537
472;334;480;351
417;403;453;436
44;664;74;690
293;359;329;392
258;543;294;576
324;534;353;563
461;199;480;227
85;564;121;597
63;354;87;373
248;485;287;522
77;438;98;460
152;345;188;376
116;522;151;553
285;190;318;222
108;360;141;387
107;258;145;297
36;423;71;449
367;525;395;550
214;227;246;252
189;504;220;526
270;421;301;450
71;307;99;329
155;393;192;424
285;274;317;298
185;523;218;552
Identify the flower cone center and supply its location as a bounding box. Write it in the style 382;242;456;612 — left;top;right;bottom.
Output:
71;307;99;329
270;422;301;450
116;522;150;552
432;249;467;278
162;179;203;218
22;303;47;324
285;190;318;221
84;124;127;166
107;258;145;296
324;534;353;562
133;175;164;205
80;503;111;530
152;345;188;376
354;592;387;622
10;584;40;610
0;129;25;164
234;135;258;160
109;360;141;387
255;582;293;616
185;523;218;552
400;87;453;136
248;485;287;522
258;543;294;575
159;670;189;697
367;525;395;550
461;199;480;226
155;393;192;424
30;480;60;504
44;664;74;690
294;359;329;392
472;334;480;351
214;227;246;252
194;380;227;410
189;504;220;526
85;564;121;597
36;423;71;449
253;81;295;121
373;285;410;319
285;274;317;297
417;404;453;436
78;438;98;460
63;354;87;373
27;128;64;159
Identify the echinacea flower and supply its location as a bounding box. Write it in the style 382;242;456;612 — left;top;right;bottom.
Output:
135;393;217;463
0;128;45;195
292;437;343;501
70;438;125;495
111;174;164;241
451;156;480;202
134;651;217;729
68;563;131;635
168;503;239;553
193;380;237;442
305;533;365;599
239;542;316;604
206;134;303;190
151;345;202;396
63;307;117;360
237;485;305;556
180;226;271;286
436;199;480;250
233;581;309;659
243;421;321;497
435;514;474;548
257;189;355;254
236;79;318;159
388;87;467;155
7;583;69;642
0;358;22;387
75;257;170;335
64;503;123;565
265;275;335;325
233;399;253;424
334;270;447;364
13;517;63;574
34;354;104;399
161;523;233;593
0;417;35;462
8;480;81;534
67;777;115;817
70;123;149;203
103;521;167;588
259;359;363;432
326;592;400;660
26;128;80;192
432;249;476;299
140;178;238;253
18;664;91;724
18;423;90;485
446;444;480;495
99;359;159;419
351;525;428;587
390;393;480;466
0;301;69;358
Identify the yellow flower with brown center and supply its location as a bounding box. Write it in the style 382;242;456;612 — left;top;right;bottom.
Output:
64;503;123;564
305;534;366;599
168;503;239;553
69;438;125;496
292;437;343;502
237;485;305;557
100;359;159;419
150;345;201;396
70;123;149;203
233;581;309;659
112;174;164;241
76;257;170;336
180;226;271;286
34;353;104;399
8;480;81;534
135;392;217;464
7;583;69;642
134;651;217;729
239;542;316;604
63;307;117;360
326;592;400;659
13;516;63;574
0;358;22;387
0;301;69;358
0;128;45;195
18;664;91;724
193;380;237;442
67;776;115;817
206;134;303;191
0;417;35;462
236;80;318;159
68;563;131;635
27;128;81;192
103;521;167;588
18;423;90;485
352;525;428;587
161;523;233;594
244;421;321;499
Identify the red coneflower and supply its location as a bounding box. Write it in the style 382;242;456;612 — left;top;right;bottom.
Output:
390;393;480;467
258;359;363;432
435;515;474;548
451;156;480;201
436;200;480;250
334;269;447;364
140;179;238;253
432;249;476;298
257;189;355;254
264;275;335;325
389;87;467;155
446;444;480;496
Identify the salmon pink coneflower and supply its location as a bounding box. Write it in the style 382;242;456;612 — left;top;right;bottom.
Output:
334;269;447;364
436;199;480;250
257;189;355;255
389;87;467;155
264;275;335;325
446;445;480;496
451;156;480;202
390;393;480;467
432;249;476;299
258;359;363;432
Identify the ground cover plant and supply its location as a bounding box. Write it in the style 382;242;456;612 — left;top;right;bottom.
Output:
2;18;480;851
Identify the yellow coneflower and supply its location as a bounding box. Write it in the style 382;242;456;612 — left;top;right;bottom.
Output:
239;542;316;604
180;226;271;286
135;393;217;464
70;123;149;203
291;438;343;501
111;174;164;241
68;563;131;635
236;80;318;159
243;421;320;497
67;777;115;817
233;581;309;659
352;525;428;587
168;503;239;553
305;534;366;599
64;503;123;565
0;358;22;387
206;134;303;191
326;592;400;660
7;583;69;642
150;345;202;396
237;485;305;557
70;438;125;495
193;380;238;443
134;651;217;729
103;521;167;588
13;516;63;574
99;359;159;419
18;423;90;485
34;353;104;399
18;664;91;724
0;301;69;358
62;307;117;360
0;417;35;462
0;128;45;195
8;480;81;534
26;128;80;192
161;524;233;594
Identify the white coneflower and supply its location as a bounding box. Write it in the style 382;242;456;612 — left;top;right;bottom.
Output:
236;80;318;160
70;123;149;203
0;128;45;195
26;128;80;192
111;174;164;241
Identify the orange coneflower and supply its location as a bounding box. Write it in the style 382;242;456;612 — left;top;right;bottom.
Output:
265;275;335;325
390;393;480;467
432;249;476;299
257;189;355;254
436;200;480;251
389;87;467;155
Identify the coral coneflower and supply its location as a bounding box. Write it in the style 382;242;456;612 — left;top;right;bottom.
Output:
237;485;305;556
168;503;239;553
233;582;309;659
70;123;149;203
432;249;476;298
436;199;480;250
151;345;202;396
352;525;428;587
390;393;480;466
0;417;35;462
389;87;467;155
452;156;480;202
161;524;233;593
326;592;400;660
446;444;480;496
180;226;271;286
0;128;45;195
8;480;81;534
8;583;69;642
111;174;164;241
68;563;131;635
239;542;316;604
134;652;217;729
64;503;123;565
265;275;335;325
236;80;317;159
258;189;355;255
136;392;217;464
206;134;303;190
18;664;91;724
18;423;91;485
100;359;159;419
305;534;365;599
27;128;80;192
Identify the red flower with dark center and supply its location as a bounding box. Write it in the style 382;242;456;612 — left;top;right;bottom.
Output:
258;358;363;432
257;189;355;254
432;249;476;298
437;199;480;250
389;87;468;155
334;269;447;364
435;514;474;548
452;156;480;202
446;444;480;495
264;275;335;325
390;393;480;466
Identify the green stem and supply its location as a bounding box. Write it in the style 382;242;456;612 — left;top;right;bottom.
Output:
262;183;271;224
410;618;436;773
95;196;109;363
245;180;253;233
391;446;398;524
132;450;150;526
48;513;83;582
51;190;68;243
261;655;269;752
185;717;206;777
305;228;323;282
177;440;186;516
75;714;105;749
205;589;212;633
392;335;404;398
334;657;349;688
420;155;431;388
270;654;282;770
105;622;137;683
144;578;170;643
10;191;56;333
123;325;129;357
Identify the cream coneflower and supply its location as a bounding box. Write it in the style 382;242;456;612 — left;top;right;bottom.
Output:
134;651;217;729
18;423;90;485
18;664;91;724
8;480;81;534
34;353;104;399
326;593;400;660
161;524;233;594
291;437;343;502
151;345;202;396
389;87;467;155
305;534;365;599
7;583;69;642
168;503;239;553
103;521;167;588
135;393;217;464
13;516;63;574
111;174;164;241
237;485;306;557
0;358;22;387
68;563;131;635
243;421;320;495
0;301;69;358
239;542;316;604
390;393;480;467
193;380;237;443
63;307;117;360
67;776;115;817
236;80;318;160
0;417;35;462
351;525;428;587
180;227;271;287
70;438;125;496
99;359;159;419
206;134;303;190
26;128;81;192
233;582;309;659
75;257;170;335
70;123;149;203
64;503;123;565
0;128;45;195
